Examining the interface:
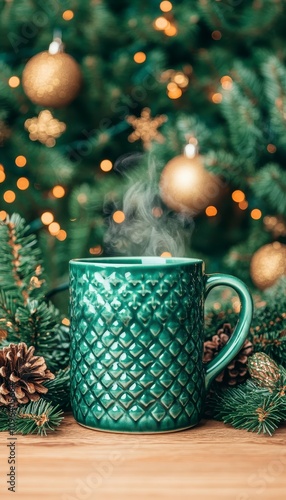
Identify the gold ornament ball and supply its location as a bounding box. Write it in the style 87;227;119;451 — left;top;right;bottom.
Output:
22;51;82;108
250;242;286;290
159;154;222;215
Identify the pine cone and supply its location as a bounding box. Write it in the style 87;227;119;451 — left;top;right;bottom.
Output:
0;343;55;406
248;352;280;390
203;323;253;386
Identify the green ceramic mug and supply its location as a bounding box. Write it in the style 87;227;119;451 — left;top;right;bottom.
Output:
69;257;253;433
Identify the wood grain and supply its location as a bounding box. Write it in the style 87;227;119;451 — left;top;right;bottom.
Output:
1;413;286;500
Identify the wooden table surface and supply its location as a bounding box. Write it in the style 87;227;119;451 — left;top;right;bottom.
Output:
0;413;286;500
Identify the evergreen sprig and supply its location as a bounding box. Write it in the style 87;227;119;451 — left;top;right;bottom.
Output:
0;400;64;436
207;378;286;435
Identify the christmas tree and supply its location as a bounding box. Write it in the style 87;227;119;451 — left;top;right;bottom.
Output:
0;0;286;434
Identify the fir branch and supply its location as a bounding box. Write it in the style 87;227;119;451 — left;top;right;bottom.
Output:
42;368;71;411
207;381;286;435
0;400;64;436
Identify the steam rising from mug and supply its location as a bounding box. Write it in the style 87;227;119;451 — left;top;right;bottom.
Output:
104;154;194;256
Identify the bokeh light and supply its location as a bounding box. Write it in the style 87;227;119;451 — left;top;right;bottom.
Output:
160;1;172;12
52;185;65;198
113;211;125;223
15;155;27;167
62;10;74;21
251;209;262;220
3;190;16;203
48;222;61;235
205;206;218;217
41;212;54;225
134;52;147;63
232;190;245;203
8;76;20;88
17;177;29;190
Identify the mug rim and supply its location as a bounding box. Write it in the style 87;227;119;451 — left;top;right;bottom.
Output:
69;256;203;269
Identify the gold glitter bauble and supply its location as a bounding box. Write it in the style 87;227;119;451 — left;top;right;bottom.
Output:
250;242;286;290
159;154;222;215
22;51;82;108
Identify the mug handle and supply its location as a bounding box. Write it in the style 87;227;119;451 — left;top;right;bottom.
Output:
204;274;253;391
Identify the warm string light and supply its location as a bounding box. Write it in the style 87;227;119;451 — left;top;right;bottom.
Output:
15;155;27;167
3;190;16;203
52;185;65;198
251;209;262;220
0;170;5;183
232;190;245;203
8;76;20;88
100;159;113;172
41;212;54;225
48;222;60;235
16;177;29;190
205;206;218;217
56;229;67;241
62;318;70;326
0;210;7;221
220;75;233;90
211;92;223;104
62;10;74;20
112;211;125;223
160;1;173;12
133;52;146;64
160;251;172;257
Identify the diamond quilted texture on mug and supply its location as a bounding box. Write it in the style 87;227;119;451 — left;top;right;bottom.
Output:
93;404;105;419
151;403;166;422
149;342;164;358
108;405;125;421
101;373;114;389
161;392;175;409
79;363;89;376
78;381;89;396
129;382;144;397
101;330;115;348
139;392;156;408
178;371;189;387
130;363;144;377
129;322;143;338
168;340;181;357
129;404;145;422
109;382;124;398
149;361;164;377
93;341;106;357
149;321;163;337
139;372;154;389
159;372;174;388
117;308;133;326
119;392;134;410
150;382;165;398
138;352;154;368
109;361;124;379
100;393;114;409
158;330;172;347
101;354;115;369
118;351;134;369
93;362;106;378
158;350;173;368
129;342;144;358
138;332;153;348
169;402;183;419
117;372;134;390
118;331;134;348
169;380;183;398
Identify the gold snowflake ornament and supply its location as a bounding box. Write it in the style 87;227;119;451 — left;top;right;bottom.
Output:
24;110;66;147
126;107;167;149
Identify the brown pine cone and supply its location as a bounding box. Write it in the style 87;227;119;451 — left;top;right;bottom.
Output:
0;343;55;406
203;323;253;386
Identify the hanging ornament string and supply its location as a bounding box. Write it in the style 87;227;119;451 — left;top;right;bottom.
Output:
22;30;82;108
